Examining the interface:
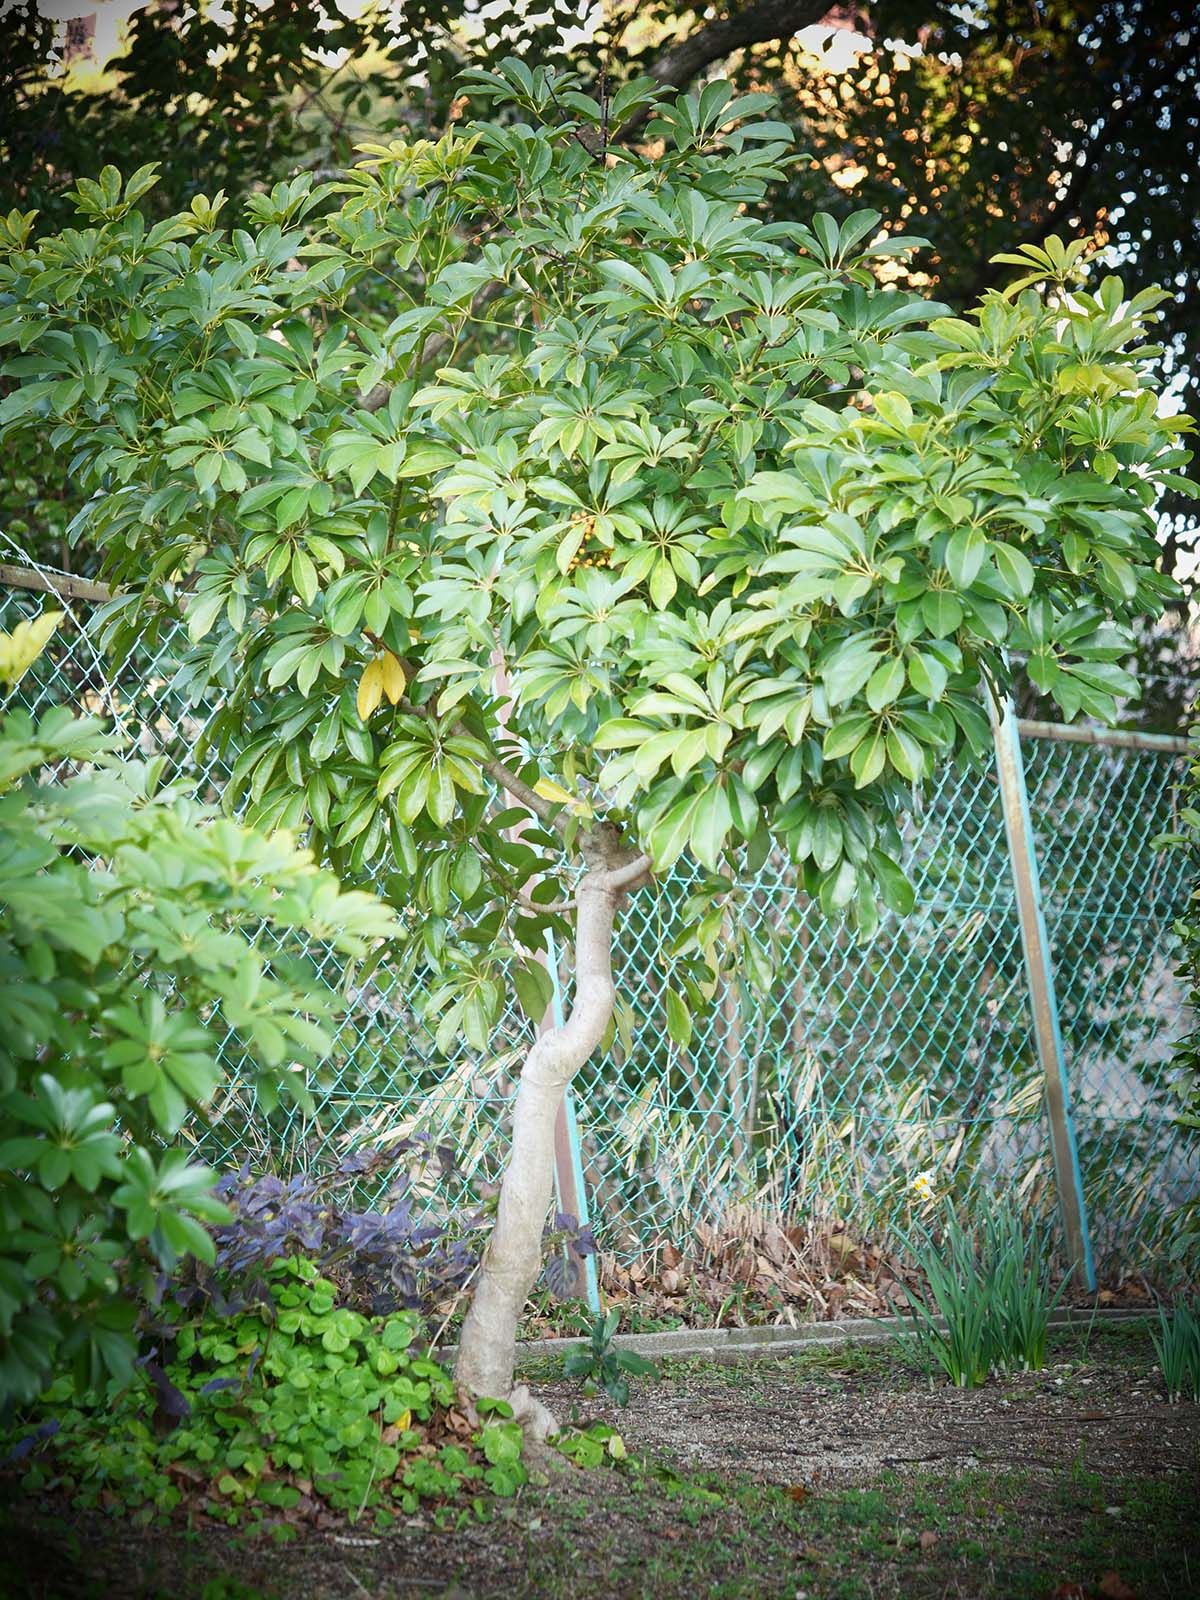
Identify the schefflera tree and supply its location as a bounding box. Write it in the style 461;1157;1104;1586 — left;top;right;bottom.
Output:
0;63;1189;1428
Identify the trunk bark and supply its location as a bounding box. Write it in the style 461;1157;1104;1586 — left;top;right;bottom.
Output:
455;836;648;1429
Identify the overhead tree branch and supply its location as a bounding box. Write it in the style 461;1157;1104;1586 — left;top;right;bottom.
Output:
619;0;833;136
647;0;833;92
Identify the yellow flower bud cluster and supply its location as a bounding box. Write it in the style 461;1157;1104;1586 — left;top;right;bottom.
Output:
566;511;613;574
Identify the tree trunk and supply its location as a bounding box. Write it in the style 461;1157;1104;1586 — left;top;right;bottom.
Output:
455;834;648;1433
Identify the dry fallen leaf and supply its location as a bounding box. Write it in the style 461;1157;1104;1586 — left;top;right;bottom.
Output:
1098;1573;1138;1600
785;1484;810;1504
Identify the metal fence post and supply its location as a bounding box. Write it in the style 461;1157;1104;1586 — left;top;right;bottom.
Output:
989;692;1097;1291
545;928;602;1316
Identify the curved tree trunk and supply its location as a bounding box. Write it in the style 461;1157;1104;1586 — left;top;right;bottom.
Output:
455;835;649;1430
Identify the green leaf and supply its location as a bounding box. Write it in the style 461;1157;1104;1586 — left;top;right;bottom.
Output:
849;729;886;788
907;651;948;701
945;526;986;589
869;850;915;915
689;783;733;870
920;592;963;638
664;988;693;1050
512;959;554;1025
992;543;1035;599
865;656;906;712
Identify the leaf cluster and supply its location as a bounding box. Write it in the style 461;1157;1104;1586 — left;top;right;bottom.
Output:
4;1255;526;1533
562;1308;660;1407
764;2;1200;544
0;62;1187;1048
171;1143;489;1326
0;625;398;1405
1151;1301;1200;1403
896;1203;1064;1387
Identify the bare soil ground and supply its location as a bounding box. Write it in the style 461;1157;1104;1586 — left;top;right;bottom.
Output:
549;1340;1198;1485
2;1327;1197;1600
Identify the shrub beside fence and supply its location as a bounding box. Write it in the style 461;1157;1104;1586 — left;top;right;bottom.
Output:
3;573;1196;1281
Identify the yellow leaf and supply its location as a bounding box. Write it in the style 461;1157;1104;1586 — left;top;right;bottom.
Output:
606;1434;627;1460
380;650;407;705
532;775;594;817
356;657;385;720
533;777;575;806
0;610;64;687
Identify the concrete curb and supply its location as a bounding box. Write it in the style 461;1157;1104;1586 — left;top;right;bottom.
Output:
436;1307;1153;1370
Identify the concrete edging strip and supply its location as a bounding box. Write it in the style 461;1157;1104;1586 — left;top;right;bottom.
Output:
434;1307;1152;1369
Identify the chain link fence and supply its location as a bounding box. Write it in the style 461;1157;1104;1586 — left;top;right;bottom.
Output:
3;576;1196;1278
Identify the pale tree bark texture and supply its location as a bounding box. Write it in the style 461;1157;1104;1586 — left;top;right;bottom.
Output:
453;0;846;1434
454;830;651;1433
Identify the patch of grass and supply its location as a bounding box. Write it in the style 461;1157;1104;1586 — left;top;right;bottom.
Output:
516;1314;1156;1383
570;1463;1199;1600
1051;1317;1156;1355
6;1459;1196;1599
0;1500;285;1600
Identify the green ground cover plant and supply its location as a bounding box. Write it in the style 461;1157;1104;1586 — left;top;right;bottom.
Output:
0;617;398;1405
4;1255;527;1534
560;1308;660;1406
1151;1300;1200;1401
896;1202;1064;1386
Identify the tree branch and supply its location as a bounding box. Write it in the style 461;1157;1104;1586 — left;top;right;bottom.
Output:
516;888;578;915
363;280;507;414
482;753;569;837
649;0;831;90
620;0;832;136
513;850;653;914
600;852;654;894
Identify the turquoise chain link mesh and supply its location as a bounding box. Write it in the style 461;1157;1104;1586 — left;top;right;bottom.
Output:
3;584;1196;1274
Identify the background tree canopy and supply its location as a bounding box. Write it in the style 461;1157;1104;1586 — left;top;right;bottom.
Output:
2;0;1196;722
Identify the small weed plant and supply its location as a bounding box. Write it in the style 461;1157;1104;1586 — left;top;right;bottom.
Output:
4;1257;526;1533
897;1204;1064;1386
1151;1302;1200;1402
563;1309;660;1406
554;1419;630;1468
